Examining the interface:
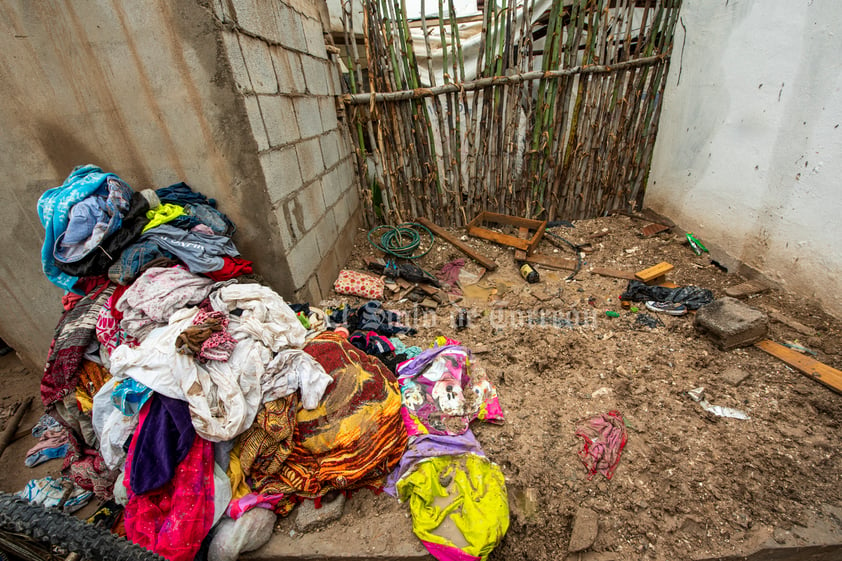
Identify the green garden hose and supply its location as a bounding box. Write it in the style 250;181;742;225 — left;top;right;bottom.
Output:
367;222;435;259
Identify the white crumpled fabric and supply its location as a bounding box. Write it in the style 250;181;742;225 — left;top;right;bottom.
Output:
263;349;331;409
110;308;261;442
92;378;139;470
110;283;329;442
209;283;306;351
117;267;214;340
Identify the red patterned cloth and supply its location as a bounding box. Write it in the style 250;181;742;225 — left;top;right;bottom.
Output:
62;431;118;499
124;401;215;561
574;410;627;480
42;284;114;408
204;256;253;281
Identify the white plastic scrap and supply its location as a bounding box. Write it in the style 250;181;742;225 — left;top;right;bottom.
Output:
686;387;750;420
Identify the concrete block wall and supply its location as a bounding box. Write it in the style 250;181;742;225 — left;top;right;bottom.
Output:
214;0;360;304
0;0;358;370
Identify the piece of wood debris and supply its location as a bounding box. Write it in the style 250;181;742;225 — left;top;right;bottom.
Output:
725;280;770;299
522;253;578;271
641;223;671;237
589;267;636;280
765;308;818;337
635;261;674;285
755;339;841;394
418;298;439;309
415;217;498;271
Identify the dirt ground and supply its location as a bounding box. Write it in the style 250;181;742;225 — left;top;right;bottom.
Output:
2;214;841;560
340;214;842;560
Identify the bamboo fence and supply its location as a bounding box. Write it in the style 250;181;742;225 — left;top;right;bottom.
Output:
339;0;683;227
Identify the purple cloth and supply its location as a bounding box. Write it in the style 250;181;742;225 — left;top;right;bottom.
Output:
383;430;485;496
130;394;196;494
395;345;470;378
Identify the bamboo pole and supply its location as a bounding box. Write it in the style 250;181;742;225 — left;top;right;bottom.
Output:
341;54;667;104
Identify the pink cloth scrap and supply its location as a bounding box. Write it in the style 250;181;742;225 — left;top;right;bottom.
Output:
436;258;465;294
574;410;627;480
226;492;288;520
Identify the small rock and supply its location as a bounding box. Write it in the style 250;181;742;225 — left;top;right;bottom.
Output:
721;366;750;387
530;287;555;302
295;493;346;532
773;527;790;544
569;507;599;552
591;387;612;398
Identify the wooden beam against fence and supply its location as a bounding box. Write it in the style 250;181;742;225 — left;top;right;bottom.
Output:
340;53;668;105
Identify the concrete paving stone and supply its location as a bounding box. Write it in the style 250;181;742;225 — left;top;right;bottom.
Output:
569;507;599;552
239;34;278;94
695;297;769;350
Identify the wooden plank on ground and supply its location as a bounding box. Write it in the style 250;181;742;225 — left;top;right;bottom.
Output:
725;280;770;299
754;339;842;394
764;308;818;337
589;267;636;280
635;261;674;283
641;223;670;237
415;217;498;271
523;253;578;271
466;212;546;254
514;227;529;261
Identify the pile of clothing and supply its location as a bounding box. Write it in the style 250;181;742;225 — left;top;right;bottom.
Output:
30;166;410;561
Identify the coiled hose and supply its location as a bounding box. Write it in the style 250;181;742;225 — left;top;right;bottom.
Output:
367;222;434;260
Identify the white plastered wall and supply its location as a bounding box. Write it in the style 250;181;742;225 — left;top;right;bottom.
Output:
646;0;842;316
